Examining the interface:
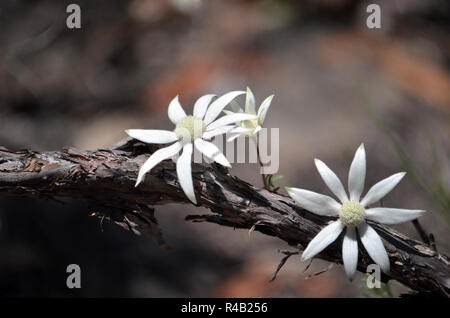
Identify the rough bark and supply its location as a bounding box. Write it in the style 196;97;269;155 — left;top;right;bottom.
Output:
0;138;449;297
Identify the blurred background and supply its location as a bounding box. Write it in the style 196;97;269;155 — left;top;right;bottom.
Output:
0;0;449;297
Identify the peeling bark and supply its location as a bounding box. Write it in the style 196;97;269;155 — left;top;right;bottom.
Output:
0;138;448;296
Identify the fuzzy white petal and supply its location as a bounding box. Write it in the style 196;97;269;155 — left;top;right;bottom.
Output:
361;172;406;207
227;133;242;142
168;95;187;124
194;138;231;168
135;142;182;186
226;126;254;141
203;91;245;124
229;126;254;134
301;220;344;261
285;187;341;216
365;208;426;225
342;227;358;280
176;143;196;204
202;125;234;140
193;94;216;119
230;100;244;113
206;113;257;131
223;110;235;116
348;143;366;201
253;125;262;135
359;223;390;274
315;159;348;203
125;129;178;144
245;87;256;115
257;95;274;125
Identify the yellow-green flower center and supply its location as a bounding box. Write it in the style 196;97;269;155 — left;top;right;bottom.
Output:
174;116;206;142
237;118;259;137
339;200;365;227
242;118;258;129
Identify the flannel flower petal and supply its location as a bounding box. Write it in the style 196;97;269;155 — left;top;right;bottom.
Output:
286;143;426;280
225;87;274;141
126;91;257;204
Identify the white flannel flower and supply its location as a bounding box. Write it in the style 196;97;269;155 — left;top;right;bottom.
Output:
225;87;274;142
286;144;426;280
126;91;256;204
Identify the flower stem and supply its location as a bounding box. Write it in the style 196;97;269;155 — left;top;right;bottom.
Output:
412;219;431;247
254;137;270;189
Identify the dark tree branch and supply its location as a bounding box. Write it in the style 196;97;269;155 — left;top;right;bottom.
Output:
269;250;299;283
0;138;449;296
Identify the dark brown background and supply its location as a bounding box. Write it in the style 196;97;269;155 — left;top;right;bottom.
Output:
0;0;449;297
